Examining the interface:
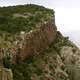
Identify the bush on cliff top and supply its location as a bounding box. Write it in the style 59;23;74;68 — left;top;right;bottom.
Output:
0;4;54;34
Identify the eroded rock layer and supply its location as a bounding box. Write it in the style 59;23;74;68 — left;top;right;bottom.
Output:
20;18;57;60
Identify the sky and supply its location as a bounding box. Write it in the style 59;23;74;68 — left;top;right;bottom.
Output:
0;0;80;47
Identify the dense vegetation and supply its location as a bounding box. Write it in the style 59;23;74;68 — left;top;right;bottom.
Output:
0;4;54;34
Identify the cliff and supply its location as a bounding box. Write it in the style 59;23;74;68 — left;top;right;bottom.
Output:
20;18;57;60
0;4;80;80
0;4;55;63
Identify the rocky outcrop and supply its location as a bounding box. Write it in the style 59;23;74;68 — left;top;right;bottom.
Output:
0;66;13;80
20;18;57;60
60;46;80;80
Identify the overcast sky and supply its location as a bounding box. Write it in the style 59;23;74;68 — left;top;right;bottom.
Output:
0;0;80;8
0;0;80;46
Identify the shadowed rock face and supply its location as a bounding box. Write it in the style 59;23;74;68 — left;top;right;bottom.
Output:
20;18;57;60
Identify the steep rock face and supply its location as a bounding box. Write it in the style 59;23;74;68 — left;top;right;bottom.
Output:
20;18;57;60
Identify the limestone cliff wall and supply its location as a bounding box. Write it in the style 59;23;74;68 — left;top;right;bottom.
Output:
20;18;57;60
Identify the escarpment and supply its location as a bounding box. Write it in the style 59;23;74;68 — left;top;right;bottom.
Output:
1;4;80;80
20;18;57;60
0;4;56;63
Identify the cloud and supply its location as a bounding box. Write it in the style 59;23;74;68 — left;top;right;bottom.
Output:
55;8;80;32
